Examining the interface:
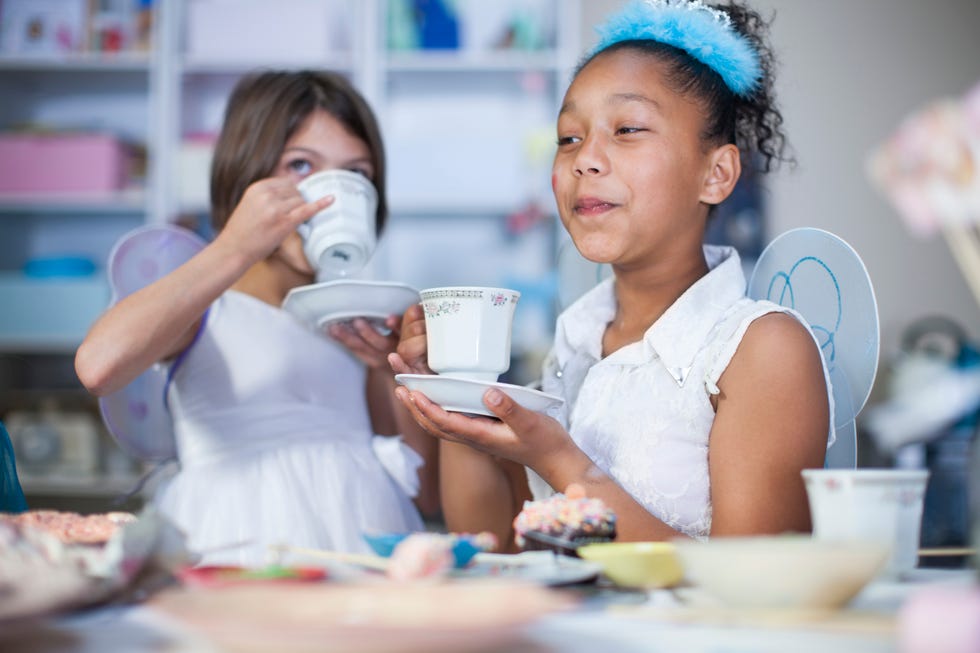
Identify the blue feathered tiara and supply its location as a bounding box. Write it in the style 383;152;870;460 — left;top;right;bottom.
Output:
590;0;762;97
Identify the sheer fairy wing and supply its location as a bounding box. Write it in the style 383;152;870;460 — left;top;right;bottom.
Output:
98;225;208;462
747;228;880;469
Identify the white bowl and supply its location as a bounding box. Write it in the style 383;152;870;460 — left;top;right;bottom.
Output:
672;535;888;610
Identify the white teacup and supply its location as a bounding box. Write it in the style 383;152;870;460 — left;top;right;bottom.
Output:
420;286;520;383
802;468;930;578
296;169;378;278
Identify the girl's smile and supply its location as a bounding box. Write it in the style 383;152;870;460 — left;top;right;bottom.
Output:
574;196;621;216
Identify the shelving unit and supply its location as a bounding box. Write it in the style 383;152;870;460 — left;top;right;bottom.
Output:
0;0;582;506
0;50;152;361
0;0;582;324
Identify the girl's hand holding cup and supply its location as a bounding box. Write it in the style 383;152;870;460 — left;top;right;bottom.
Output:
389;303;433;375
217;177;334;265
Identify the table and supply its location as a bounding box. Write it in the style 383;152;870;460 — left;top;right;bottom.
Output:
3;568;976;653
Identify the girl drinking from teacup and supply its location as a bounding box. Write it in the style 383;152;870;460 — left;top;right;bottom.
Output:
76;71;438;566
391;0;832;548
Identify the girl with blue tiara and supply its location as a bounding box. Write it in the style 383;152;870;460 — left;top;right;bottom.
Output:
391;0;832;547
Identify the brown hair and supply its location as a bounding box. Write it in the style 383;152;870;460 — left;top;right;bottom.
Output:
209;70;387;233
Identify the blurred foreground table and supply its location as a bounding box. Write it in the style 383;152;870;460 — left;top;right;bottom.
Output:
4;568;975;653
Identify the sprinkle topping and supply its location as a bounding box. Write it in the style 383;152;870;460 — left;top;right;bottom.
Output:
513;484;616;548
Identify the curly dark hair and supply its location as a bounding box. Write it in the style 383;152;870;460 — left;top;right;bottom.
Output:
576;1;792;174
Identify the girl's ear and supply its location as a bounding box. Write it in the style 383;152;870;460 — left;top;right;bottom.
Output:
700;143;741;205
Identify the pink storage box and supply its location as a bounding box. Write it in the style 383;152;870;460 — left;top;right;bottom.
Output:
0;133;129;194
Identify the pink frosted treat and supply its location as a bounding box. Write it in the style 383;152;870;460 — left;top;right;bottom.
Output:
386;533;455;582
513;484;617;556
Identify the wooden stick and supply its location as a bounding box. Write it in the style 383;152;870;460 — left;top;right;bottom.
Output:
942;223;980;308
268;544;389;571
918;547;976;557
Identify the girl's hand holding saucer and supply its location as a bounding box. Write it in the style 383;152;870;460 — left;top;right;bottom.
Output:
394;384;579;476
327;315;400;369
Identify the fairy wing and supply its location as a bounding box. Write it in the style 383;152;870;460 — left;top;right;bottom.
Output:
97;225;207;462
748;228;880;469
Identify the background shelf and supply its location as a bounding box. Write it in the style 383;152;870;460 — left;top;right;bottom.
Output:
0;189;146;214
0;0;582;509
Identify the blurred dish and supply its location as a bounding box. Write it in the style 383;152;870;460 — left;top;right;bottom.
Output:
455;551;602;587
672;535;887;610
577;542;683;589
395;374;563;417
152;579;573;653
178;565;327;589
282;280;419;329
0;509;190;624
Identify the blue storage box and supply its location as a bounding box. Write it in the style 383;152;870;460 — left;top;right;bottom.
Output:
0;272;110;350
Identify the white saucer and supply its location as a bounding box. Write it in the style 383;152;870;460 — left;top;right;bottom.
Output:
454;551;601;586
282;280;420;329
395;374;564;417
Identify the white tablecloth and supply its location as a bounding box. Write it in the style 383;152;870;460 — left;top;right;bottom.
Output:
3;568;975;653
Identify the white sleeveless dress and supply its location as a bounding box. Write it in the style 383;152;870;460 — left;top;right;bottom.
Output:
531;246;834;540
154;290;424;566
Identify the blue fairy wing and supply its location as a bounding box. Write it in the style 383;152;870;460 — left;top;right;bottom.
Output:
748;228;880;469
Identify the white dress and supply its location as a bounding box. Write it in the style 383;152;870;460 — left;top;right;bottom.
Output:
532;246;834;539
155;290;424;566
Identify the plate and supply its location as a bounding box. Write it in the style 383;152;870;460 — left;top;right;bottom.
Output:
394;374;564;417
454;551;602;587
282;280;420;329
152;579;573;653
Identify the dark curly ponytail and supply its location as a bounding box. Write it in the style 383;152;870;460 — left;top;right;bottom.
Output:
723;1;791;173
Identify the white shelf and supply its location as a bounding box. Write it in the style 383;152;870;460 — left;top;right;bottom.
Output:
0;337;84;354
180;53;354;75
389;199;539;216
385;50;562;72
19;474;143;497
0;189;146;214
0;52;151;72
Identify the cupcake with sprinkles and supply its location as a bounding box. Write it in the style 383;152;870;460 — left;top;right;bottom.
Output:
513;484;617;556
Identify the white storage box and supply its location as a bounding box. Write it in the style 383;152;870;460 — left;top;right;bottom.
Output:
185;0;349;63
177;137;215;212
